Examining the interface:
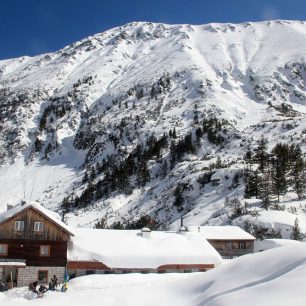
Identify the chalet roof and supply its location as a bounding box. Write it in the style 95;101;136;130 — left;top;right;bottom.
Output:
68;228;222;269
0;201;74;236
187;226;256;240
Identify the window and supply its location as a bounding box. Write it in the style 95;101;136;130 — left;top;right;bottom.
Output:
34;222;44;232
14;221;24;231
238;242;246;249
38;270;48;283
0;244;8;255
39;245;50;256
226;242;232;250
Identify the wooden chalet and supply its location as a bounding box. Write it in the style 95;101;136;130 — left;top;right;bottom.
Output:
0;201;257;288
187;226;255;259
0;202;74;288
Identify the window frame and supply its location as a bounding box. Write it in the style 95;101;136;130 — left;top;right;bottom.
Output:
14;220;24;231
238;241;246;250
39;245;50;257
34;221;44;232
37;270;48;284
0;244;8;255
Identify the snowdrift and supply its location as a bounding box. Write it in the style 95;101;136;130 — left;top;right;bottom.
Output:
1;243;306;306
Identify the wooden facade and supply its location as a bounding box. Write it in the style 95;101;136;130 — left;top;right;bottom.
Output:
0;205;72;268
207;239;254;259
0;207;70;241
0;239;67;266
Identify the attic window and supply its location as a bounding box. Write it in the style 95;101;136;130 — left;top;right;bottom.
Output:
34;222;44;232
14;221;24;231
0;244;8;255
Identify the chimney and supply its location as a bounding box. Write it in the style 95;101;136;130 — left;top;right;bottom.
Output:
178;226;187;235
141;227;151;238
7;204;14;211
180;217;184;227
21;200;27;206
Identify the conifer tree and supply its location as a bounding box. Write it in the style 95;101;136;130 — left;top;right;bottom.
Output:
172;127;177;139
82;171;89;184
244;170;259;198
173;185;184;211
290;218;304;241
195;127;203;145
184;132;195;154
215;155;222;169
137;160;150;187
258;170;273;210
292;157;305;200
270;158;286;202
254;136;268;173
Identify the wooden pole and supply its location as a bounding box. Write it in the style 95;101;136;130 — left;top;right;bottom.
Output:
10;271;13;289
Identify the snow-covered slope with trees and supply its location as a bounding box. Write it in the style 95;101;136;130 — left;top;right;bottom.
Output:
0;20;306;236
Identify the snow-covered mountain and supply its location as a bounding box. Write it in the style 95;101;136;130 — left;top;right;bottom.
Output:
0;20;306;233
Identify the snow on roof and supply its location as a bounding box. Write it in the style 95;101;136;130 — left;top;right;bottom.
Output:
0;261;26;267
68;228;222;269
0;201;74;236
187;226;255;240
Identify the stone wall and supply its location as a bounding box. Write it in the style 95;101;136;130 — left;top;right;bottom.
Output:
17;266;65;287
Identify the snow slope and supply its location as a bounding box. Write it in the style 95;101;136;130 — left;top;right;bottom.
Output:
0;20;306;231
254;238;303;252
1;243;306;306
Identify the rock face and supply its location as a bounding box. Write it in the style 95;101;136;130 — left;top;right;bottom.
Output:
0;20;306;231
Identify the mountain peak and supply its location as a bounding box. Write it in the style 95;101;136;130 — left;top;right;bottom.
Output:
0;20;306;232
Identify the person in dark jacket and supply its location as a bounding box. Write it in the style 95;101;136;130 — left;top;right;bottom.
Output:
50;275;58;290
0;281;7;292
29;281;38;294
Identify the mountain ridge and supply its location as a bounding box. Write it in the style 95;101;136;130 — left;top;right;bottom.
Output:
0;20;305;235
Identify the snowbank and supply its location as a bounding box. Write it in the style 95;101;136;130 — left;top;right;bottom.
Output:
254;238;303;252
1;244;306;306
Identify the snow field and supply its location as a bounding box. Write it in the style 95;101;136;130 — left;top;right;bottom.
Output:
1;244;306;306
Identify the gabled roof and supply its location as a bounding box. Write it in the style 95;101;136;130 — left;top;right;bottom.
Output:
0;201;74;236
187;226;255;240
68;228;222;269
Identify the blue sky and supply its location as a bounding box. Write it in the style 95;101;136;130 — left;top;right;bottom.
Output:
1;0;306;59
